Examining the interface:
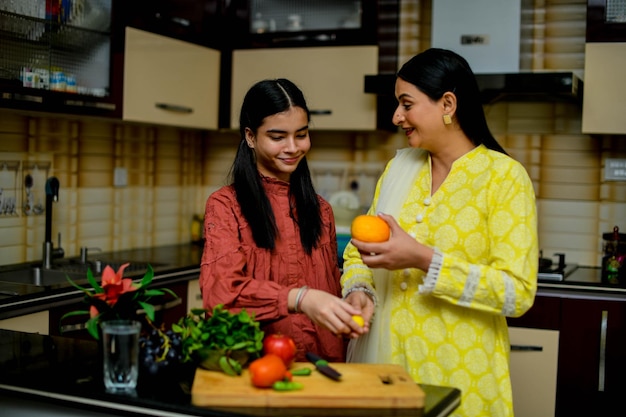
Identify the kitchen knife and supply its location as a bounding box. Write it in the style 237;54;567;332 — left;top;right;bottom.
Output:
305;352;342;381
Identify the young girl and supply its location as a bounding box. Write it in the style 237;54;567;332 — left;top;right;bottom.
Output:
200;79;363;362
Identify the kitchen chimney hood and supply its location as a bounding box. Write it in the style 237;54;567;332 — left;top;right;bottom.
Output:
363;71;584;131
364;71;583;105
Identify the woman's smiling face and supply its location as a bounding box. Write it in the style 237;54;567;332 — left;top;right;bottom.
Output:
246;106;311;182
393;78;446;150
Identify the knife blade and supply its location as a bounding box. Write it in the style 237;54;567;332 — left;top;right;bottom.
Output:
305;352;342;381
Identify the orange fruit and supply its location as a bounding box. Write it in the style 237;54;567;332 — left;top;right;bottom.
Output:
351;215;390;242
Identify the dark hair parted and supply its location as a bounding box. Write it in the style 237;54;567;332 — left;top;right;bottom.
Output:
230;78;322;254
397;48;507;155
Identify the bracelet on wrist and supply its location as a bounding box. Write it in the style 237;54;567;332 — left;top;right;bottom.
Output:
344;285;377;307
294;286;309;313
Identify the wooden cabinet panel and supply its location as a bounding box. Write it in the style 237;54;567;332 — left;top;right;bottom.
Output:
0;311;49;335
581;42;626;134
509;327;560;417
187;278;203;311
231;46;378;130
556;297;626;415
123;27;220;130
507;294;561;330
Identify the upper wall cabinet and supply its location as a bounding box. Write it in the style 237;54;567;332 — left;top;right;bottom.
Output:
120;0;232;49
581;42;626;134
231;46;378;131
233;0;378;49
123;27;220;130
587;0;626;42
0;0;120;117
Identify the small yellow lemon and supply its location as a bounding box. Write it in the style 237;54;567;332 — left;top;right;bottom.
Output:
352;315;365;327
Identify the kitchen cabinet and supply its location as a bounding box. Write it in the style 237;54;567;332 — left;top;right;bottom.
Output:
581;42;626;134
120;0;231;49
587;0;626;42
231;46;378;131
123;27;220;130
509;327;559;417
238;0;378;49
0;0;121;117
508;291;626;416
0;310;48;334
556;296;626;415
187;278;203;310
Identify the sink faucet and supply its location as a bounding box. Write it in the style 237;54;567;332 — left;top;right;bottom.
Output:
42;177;64;269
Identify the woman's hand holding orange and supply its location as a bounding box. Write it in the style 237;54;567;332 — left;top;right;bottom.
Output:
351;213;434;272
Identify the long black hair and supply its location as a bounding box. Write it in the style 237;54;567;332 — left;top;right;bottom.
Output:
397;48;507;155
231;78;322;254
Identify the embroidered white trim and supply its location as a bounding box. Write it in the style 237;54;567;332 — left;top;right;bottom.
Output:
343;284;378;307
458;264;480;307
501;271;517;316
419;247;443;294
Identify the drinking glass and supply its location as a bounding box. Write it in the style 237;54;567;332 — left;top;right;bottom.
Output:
101;320;141;394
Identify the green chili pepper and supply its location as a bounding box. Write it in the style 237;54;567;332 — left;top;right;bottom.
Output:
272;381;304;391
290;368;312;376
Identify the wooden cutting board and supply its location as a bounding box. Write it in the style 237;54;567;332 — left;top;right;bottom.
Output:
191;362;425;415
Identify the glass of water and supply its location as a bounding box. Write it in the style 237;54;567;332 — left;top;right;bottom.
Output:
101;320;141;394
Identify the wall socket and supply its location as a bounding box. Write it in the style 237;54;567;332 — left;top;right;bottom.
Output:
114;167;128;187
604;158;626;181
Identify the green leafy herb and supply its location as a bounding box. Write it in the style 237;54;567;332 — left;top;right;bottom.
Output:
172;305;264;375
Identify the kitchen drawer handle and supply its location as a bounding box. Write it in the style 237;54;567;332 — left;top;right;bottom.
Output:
310;109;332;116
155;103;193;113
510;344;543;351
599;310;608;392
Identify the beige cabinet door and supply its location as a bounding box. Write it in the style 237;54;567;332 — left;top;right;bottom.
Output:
509;326;559;417
123;27;220;130
231;46;378;131
0;311;49;334
187;278;203;311
582;42;626;134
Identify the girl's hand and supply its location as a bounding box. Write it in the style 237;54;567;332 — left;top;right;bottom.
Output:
298;289;366;338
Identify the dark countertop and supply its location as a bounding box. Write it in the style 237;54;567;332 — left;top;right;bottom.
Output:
538;266;626;299
0;329;461;417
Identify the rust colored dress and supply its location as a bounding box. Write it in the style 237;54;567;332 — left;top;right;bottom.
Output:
199;176;346;362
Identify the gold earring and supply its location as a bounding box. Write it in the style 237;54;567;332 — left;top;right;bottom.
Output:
443;114;452;125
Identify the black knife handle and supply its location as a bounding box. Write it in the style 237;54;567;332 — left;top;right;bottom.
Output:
306;352;323;363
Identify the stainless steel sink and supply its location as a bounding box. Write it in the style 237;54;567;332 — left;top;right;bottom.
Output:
0;268;84;287
0;261;164;288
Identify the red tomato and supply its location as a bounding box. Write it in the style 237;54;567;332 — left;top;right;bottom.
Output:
248;353;287;388
263;333;297;367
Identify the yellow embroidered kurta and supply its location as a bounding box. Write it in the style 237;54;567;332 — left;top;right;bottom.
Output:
341;145;538;417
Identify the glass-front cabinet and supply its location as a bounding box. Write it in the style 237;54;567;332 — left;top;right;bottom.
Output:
237;0;378;48
0;0;119;116
587;0;626;41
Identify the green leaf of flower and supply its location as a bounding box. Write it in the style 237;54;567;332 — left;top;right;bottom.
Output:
139;264;154;288
138;300;155;321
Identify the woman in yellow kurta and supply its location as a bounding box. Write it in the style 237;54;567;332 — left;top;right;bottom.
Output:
341;49;538;417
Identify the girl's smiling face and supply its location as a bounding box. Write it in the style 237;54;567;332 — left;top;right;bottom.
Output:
246;106;311;182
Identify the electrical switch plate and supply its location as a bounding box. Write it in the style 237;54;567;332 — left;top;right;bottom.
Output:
604;159;626;181
114;167;128;187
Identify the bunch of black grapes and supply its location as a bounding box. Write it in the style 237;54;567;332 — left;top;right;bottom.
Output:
139;327;183;376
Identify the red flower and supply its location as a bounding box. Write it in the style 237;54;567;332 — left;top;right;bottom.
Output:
90;263;138;317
